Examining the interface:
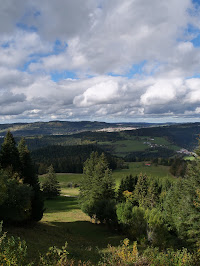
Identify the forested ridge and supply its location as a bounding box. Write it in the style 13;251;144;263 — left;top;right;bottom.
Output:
32;144;125;174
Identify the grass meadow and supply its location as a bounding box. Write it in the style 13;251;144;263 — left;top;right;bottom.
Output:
98;136;180;157
5;162;173;264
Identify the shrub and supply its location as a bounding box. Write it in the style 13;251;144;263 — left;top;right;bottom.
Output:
39;242;91;265
0;222;28;265
144;247;195;266
100;238;147;265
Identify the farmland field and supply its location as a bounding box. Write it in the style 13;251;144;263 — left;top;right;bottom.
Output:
98;136;180;157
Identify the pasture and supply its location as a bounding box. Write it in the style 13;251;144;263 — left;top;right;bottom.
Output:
98;136;180;157
51;162;174;192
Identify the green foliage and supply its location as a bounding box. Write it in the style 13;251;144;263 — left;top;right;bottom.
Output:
117;174;138;202
0;132;44;223
145;208;170;247
0;222;29;265
101;238;197;266
79;152;116;223
42;165;60;199
30;184;44;221
144;247;195;266
32;144;122;174
100;239;141;265
0;176;33;223
39;242;70;265
116;203;146;239
0;131;21;174
0;171;7;205
170;158;187;177
163;158;200;246
134;173;148;207
18;137;36;186
18;137;44;221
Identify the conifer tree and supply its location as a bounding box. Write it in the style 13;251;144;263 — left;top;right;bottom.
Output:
18;137;44;221
0;131;21;174
18;137;35;185
134;174;148;207
79;152;116;223
117;174;138;202
42;165;60;198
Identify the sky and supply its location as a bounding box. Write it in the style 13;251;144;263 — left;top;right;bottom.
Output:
1;0;200;123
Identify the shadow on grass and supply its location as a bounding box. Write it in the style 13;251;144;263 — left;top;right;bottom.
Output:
44;196;80;213
6;220;124;265
5;196;125;264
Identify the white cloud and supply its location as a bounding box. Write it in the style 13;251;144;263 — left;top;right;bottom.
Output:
0;0;200;122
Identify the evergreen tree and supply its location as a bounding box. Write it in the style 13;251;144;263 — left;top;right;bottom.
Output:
0;131;21;174
163;156;200;247
42;165;61;198
79;152;116;223
117;174;138;202
0;133;44;222
18;137;36;185
134;174;148;207
18;137;44;221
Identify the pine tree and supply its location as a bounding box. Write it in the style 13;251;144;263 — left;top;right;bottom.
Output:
79;152;116;223
163;156;200;247
18;137;44;221
42;165;60;198
117;175;138;202
134;174;148;207
0;131;21;174
18;137;36;185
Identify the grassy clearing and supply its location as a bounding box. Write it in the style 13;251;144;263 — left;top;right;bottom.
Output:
40;163;174;193
41;162;173;192
184;156;195;161
113;162;174;187
40;173;82;196
7;172;128;264
6;196;125;264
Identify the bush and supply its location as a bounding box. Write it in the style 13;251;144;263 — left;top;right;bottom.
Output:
0;222;28;265
116;203;146;240
39;242;91;265
42;165;60;199
100;238;146;265
144;247;195;266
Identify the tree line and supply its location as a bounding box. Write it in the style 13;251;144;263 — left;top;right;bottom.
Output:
0;131;44;223
32;144;125;174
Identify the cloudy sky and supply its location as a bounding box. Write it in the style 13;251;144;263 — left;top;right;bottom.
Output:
1;0;200;123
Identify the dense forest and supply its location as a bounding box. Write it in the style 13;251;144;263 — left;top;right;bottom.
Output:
0;131;44;223
32;144;125;174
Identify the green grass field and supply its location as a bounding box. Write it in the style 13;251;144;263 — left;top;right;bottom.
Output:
113;162;174;187
184;155;195;161
40;162;174;194
6;195;124;264
99;136;180;157
40;162;173;194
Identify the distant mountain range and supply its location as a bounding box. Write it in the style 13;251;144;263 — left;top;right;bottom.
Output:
0;120;168;137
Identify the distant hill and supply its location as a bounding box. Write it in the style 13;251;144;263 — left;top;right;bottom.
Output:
0;121;199;152
0;120;164;137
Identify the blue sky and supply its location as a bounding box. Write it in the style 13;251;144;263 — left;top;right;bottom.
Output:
1;0;200;123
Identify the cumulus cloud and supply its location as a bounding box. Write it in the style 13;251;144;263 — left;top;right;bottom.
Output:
74;80;124;107
0;0;200;122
